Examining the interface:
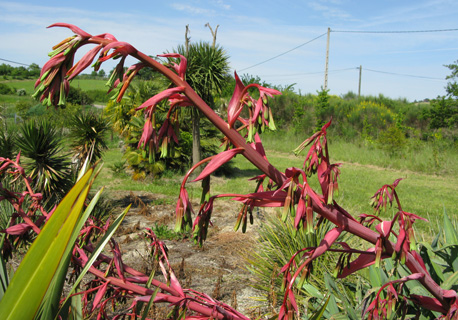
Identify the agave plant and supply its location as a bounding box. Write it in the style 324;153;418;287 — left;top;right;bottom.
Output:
68;112;110;170
16;120;72;200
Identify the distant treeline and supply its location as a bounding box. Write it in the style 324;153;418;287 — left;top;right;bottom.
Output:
0;63;41;79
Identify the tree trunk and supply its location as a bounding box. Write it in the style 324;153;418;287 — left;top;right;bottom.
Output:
191;108;201;170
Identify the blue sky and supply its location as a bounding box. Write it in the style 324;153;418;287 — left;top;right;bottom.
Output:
1;0;458;101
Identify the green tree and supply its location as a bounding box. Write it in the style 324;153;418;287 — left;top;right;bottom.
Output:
171;33;230;167
425;61;458;129
27;63;41;78
315;87;330;131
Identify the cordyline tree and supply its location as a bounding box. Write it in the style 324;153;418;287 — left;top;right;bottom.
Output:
3;22;456;319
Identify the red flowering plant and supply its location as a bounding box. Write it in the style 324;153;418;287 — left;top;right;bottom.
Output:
3;22;455;319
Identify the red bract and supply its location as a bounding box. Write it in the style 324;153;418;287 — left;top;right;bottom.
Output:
159;53;188;79
192;147;244;182
227;72;246;128
135;86;185;115
48;22;92;38
137;117;154;150
67;44;103;80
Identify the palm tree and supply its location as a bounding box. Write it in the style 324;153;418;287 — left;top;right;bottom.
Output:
173;40;230;167
16;120;72;200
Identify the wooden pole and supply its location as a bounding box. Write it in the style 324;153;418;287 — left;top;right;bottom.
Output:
358;65;362;97
324;27;330;90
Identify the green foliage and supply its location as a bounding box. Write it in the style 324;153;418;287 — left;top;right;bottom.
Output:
0;63;40;79
16;120;72;200
152;222;184;241
14;100;33;119
377;125;407;155
109;160;127;175
315;88;330;130
68;112;110;170
173;41;230;105
425;97;458;130
66;86;94;106
0;127;17;159
420;211;458;292
86;89;110;103
0;169;93;320
0;83;14;95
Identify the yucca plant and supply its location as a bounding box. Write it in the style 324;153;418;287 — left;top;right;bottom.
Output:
16;120;72;201
0;127;17;160
68;112;110;170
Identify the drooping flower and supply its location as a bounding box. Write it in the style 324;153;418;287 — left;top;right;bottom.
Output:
227;72;247;128
158;53;187;79
370;178;403;214
67;45;103;81
135;87;185;115
110;63;146;102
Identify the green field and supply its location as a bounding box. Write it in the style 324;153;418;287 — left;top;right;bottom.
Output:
0;78;109;95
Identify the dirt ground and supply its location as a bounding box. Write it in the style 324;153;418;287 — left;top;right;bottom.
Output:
108;190;269;318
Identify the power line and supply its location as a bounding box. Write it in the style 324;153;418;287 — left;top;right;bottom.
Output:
332;28;458;34
238;32;327;72
363;68;446;81
259;67;357;78
0;58;31;67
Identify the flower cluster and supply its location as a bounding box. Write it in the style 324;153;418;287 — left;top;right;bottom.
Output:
226;72;280;143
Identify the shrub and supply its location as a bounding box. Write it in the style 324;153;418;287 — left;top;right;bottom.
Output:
66;86;94;106
377;125;407;155
0;83;14;95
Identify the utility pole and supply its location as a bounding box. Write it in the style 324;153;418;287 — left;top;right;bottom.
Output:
358;65;362;97
324;27;330;90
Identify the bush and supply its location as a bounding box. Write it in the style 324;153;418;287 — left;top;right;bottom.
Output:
0;83;14;95
377;125;407;155
66;86;94;105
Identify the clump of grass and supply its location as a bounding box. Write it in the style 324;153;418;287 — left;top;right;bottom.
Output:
152;223;185;241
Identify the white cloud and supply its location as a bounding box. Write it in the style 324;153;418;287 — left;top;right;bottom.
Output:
213;0;231;10
307;2;353;20
171;3;215;15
